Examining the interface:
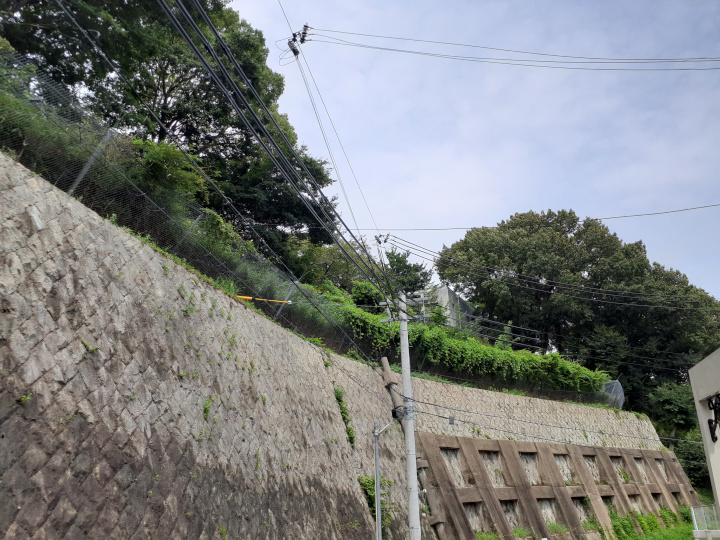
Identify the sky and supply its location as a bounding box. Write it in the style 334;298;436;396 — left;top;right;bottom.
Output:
231;0;720;299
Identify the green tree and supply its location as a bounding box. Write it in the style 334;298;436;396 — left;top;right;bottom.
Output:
385;248;432;294
436;209;720;411
351;281;384;314
647;382;697;439
1;0;338;258
283;236;379;292
675;427;709;488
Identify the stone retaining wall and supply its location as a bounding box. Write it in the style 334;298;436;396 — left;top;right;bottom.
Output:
0;153;669;539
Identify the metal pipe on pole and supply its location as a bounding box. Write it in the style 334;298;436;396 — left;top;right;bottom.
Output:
399;292;422;539
374;421;392;540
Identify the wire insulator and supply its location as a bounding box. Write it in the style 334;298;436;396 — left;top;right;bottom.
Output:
288;40;300;57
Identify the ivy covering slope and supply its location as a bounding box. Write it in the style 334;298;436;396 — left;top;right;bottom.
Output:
324;284;610;392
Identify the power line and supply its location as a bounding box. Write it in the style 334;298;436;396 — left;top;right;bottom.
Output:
54;0;381;366
252;199;720;230
390;236;709;302
308;36;720;72
431;318;688;373
442;314;696;368
396;244;718;312
389;237;719;309
389;385;703;446
291;41;361;232
168;0;392;300
290;30;381;234
311;27;720;64
168;0;417;326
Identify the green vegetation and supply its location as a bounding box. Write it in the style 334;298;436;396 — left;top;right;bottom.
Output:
357;475;399;531
334;387;355;447
546;522;569;534
657;508;679;527
203;398;214;422
19;392;32;405
605;505;688;540
475;532;500;540
641;523;693;540
608;508;638;540
81;339;99;353
634;512;661;535
513;526;533;539
582;518;602;533
436;210;720;414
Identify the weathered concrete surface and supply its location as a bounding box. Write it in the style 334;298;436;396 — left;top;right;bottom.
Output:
0;152;664;539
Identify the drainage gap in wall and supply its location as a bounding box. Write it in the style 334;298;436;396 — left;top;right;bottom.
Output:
464;501;491;534
584;455;603;484
554;454;575;485
480;451;506;487
441;448;471;487
520;452;541;486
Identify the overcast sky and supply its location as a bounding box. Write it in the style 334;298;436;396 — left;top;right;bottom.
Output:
231;0;720;299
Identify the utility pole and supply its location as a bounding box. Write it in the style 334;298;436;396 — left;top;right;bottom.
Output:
399;292;422;539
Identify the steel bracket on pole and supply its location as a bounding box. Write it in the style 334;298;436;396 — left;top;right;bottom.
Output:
708;394;720;443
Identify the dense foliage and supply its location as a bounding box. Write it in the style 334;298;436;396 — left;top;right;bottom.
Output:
436;209;720;411
0;0;338;262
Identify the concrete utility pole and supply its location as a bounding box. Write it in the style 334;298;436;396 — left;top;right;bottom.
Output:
399;292;422;539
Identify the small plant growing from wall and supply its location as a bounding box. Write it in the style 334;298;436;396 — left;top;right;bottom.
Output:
546;522;569;534
475;533;500;540
358;475;399;531
512;526;533;539
334;387;355;447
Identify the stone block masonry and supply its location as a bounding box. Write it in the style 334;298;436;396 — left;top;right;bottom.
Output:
0;152;676;539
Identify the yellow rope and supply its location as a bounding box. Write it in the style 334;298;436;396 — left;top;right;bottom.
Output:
235;296;292;304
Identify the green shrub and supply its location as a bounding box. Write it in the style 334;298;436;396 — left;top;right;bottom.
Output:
358;475;399;531
657;507;679;527
634;511;660;534
609;508;640;540
547;522;569;534
513;526;533;539
475;532;500;540
334;387;355;447
678;505;692;524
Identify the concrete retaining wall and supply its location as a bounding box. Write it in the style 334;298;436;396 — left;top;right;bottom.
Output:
0;153;668;539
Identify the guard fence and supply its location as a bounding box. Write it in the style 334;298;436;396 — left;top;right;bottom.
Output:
0;52;621;406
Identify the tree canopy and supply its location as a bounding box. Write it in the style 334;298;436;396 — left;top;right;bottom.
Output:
0;0;337;260
436;209;720;411
385;248;433;294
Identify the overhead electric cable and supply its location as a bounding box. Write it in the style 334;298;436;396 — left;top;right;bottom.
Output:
388;386;703;446
255;197;720;230
432;318;689;373
439;312;696;369
294;43;381;234
171;0;383;290
311;27;720;63
388;237;717;307
308;35;720;72
393;243;718;312
292;46;361;232
390;236;709;302
172;0;411;317
53;0;382;366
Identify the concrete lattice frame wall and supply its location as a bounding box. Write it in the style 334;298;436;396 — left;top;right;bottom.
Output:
416;434;698;540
